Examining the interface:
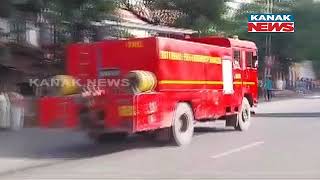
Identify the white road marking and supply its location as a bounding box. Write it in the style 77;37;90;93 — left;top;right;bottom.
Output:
211;141;264;159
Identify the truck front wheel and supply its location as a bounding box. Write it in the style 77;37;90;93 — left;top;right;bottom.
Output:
171;103;194;146
237;97;251;131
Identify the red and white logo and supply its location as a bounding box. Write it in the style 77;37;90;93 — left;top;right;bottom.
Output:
248;14;294;33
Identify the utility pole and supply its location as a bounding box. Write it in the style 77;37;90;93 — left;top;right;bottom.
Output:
265;0;273;79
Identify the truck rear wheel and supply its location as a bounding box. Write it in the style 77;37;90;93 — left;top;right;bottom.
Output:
237;97;251;131
226;97;251;131
171;103;194;146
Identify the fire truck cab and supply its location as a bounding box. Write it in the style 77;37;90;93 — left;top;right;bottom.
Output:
38;36;258;146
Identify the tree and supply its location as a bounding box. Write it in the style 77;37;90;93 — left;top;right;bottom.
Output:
290;0;320;77
219;0;297;78
0;0;13;18
291;0;320;60
41;0;116;42
121;0;227;34
226;0;320;78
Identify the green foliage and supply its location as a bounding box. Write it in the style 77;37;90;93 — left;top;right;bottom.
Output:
225;0;320;78
228;0;320;62
171;0;226;28
291;1;320;61
0;0;13;17
3;0;319;71
42;0;116;42
1;0;116;42
223;1;293;55
291;1;320;77
12;0;44;12
44;0;115;24
132;0;227;32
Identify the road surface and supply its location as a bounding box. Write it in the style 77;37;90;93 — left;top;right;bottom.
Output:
1;95;320;179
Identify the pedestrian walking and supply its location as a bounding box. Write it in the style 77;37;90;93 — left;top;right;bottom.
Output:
308;78;312;91
264;77;273;101
302;78;307;93
305;78;310;91
295;77;300;89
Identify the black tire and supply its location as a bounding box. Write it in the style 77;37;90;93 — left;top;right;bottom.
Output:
225;114;237;127
226;97;251;131
171;103;194;146
153;127;172;144
236;97;251;131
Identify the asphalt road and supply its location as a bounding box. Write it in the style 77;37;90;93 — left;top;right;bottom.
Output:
1;94;320;180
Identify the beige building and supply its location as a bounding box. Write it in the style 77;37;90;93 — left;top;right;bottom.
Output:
288;61;316;87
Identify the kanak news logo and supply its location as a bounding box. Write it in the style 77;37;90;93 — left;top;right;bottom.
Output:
248;14;294;33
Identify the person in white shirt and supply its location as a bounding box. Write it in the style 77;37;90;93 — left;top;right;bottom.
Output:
7;86;24;130
0;85;11;129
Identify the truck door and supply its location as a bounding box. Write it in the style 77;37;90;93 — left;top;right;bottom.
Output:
242;50;250;93
232;49;242;105
244;50;258;102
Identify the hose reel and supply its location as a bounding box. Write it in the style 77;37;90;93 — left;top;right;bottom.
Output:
126;70;157;94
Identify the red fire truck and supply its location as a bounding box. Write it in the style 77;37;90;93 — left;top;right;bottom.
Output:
38;36;258;146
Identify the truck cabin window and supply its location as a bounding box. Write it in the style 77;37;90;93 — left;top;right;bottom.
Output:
253;54;258;68
246;51;258;69
246;51;253;68
233;50;241;69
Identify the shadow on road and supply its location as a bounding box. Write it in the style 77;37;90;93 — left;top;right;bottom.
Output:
194;126;234;134
0;126;234;160
254;112;320;118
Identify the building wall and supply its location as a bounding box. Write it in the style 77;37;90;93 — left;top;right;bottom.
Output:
288;60;316;88
0;17;39;47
